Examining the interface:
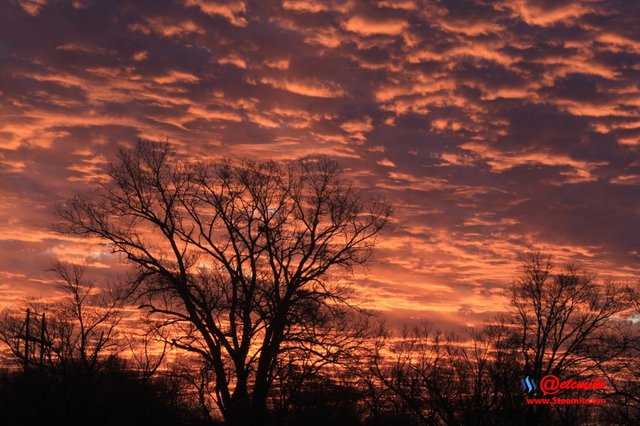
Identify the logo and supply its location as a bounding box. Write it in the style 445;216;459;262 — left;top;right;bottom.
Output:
521;374;608;405
520;376;537;393
539;374;560;395
539;375;607;396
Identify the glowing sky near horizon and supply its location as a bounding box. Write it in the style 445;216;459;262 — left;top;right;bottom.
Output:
0;0;639;329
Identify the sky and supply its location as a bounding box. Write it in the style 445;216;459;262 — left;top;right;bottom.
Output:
0;0;639;329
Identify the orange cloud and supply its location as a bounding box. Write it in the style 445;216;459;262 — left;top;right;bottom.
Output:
282;0;331;13
258;77;346;98
15;0;48;16
184;0;247;26
343;16;407;36
509;0;590;27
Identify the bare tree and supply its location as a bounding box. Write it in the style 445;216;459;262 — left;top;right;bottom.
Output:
507;252;630;425
510;252;629;380
126;326;168;382
369;323;452;425
49;262;126;375
168;356;217;424
0;262;125;376
369;323;518;426
56;141;390;425
597;282;640;425
368;252;632;426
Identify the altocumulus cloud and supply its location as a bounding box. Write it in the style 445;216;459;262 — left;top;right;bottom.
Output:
0;0;638;327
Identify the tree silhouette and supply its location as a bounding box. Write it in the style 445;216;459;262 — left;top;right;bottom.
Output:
369;323;521;426
598;282;640;425
369;252;633;425
0;262;126;375
56;141;390;425
508;252;631;424
0;262;207;426
509;252;628;381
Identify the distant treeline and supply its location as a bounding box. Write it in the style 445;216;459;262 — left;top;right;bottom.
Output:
1;252;639;426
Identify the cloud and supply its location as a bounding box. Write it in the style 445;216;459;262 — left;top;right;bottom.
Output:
509;0;591;27
258;77;346;98
184;0;247;26
0;0;638;326
343;16;407;36
281;0;332;13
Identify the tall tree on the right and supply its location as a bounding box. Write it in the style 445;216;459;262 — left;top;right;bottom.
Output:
510;252;628;380
509;251;631;424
